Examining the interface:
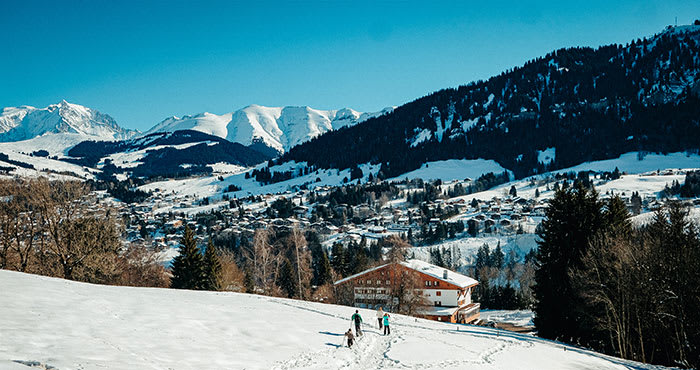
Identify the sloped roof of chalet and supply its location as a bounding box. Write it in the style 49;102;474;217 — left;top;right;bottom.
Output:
334;259;478;289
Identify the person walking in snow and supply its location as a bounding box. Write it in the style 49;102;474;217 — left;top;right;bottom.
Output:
376;307;384;330
383;313;391;335
351;310;363;336
344;328;355;348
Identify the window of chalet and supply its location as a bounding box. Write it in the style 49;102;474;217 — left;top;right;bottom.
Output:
385;280;390;285
436;291;441;296
376;280;381;285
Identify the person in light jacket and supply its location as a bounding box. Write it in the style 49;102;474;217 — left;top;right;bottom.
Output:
376;307;384;329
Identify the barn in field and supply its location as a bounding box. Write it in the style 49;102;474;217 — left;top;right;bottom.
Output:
334;259;480;324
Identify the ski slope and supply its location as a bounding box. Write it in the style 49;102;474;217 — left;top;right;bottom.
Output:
0;270;666;370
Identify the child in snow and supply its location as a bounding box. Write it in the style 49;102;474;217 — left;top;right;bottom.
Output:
345;328;355;348
351;310;363;336
383;313;391;335
376;307;384;329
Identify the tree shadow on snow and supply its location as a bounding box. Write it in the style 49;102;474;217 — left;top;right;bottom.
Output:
325;342;342;348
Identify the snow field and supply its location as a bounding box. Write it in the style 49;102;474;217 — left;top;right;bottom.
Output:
0;270;667;370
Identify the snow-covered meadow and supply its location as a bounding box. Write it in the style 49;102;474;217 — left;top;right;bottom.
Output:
0;270;668;370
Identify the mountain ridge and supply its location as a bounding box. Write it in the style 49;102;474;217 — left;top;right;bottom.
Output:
281;24;700;179
145;104;394;154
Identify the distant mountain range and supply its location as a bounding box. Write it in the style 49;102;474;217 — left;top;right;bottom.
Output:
146;105;394;155
0;101;392;156
282;25;700;179
0;101;392;180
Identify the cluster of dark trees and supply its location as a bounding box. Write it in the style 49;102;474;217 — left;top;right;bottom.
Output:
0;152;34;169
267;197;296;218
534;183;700;368
314;182;400;207
419;221;465;245
30;150;49;157
472;244;536;310
170;226;222;291
87;177;150;204
329;236;382;278
662;170;700;198
281;28;700;180
427;246;462;271
248;166;295;184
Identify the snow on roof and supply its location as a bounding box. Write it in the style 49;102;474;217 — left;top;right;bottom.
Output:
401;259;478;289
333;259;478;289
333;263;390;286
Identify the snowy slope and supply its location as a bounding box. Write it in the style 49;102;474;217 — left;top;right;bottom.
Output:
135;151;699;206
146;105;394;153
0;132;99;156
388;159;510;182
0;101;138;142
0;270;666;370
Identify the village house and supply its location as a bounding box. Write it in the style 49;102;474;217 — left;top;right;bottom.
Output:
334;259;480;324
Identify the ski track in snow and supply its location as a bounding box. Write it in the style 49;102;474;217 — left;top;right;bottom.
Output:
269;298;638;370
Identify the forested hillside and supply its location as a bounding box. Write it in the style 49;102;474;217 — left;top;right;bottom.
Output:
283;26;700;179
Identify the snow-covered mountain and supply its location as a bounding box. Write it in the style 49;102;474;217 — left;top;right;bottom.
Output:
0;100;138;142
146;104;394;154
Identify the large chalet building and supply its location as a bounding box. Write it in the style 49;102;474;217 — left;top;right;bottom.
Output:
334;259;480;324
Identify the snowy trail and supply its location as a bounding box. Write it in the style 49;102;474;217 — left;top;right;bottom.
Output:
0;270;667;370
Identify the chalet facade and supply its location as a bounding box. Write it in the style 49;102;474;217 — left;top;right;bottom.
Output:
334;259;480;324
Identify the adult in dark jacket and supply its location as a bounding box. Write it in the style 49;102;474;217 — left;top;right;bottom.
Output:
351;310;363;336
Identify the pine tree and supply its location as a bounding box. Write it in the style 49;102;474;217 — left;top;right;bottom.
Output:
533;183;605;343
203;239;222;291
603;196;632;237
330;243;347;276
243;267;254;293
315;248;333;286
277;258;298;298
170;226;206;290
492;242;504;270
308;231;333;286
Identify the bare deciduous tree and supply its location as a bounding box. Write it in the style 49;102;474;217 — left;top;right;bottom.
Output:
218;249;245;292
244;228;279;293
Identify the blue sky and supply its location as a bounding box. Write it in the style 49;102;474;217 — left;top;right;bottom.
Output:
1;0;699;131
